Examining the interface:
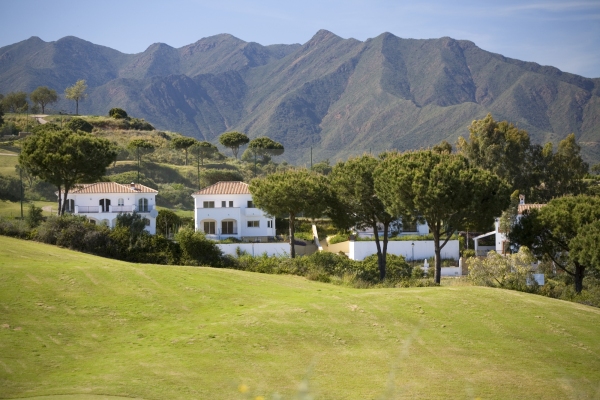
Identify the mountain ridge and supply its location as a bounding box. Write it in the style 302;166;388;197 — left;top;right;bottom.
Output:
1;31;599;164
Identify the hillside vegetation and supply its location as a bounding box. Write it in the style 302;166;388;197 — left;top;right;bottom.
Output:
1;31;599;164
1;236;599;399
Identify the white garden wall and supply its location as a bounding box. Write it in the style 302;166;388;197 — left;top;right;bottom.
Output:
348;240;459;261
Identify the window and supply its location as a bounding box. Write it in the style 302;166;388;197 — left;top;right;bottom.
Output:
138;198;148;212
118;198;124;206
229;201;234;207
247;220;259;228
222;220;234;234
203;201;215;208
66;199;75;213
204;221;215;234
221;201;226;207
247;201;254;208
99;198;111;213
267;220;272;228
402;220;417;232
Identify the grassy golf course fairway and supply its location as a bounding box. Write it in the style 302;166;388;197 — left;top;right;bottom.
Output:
0;236;599;399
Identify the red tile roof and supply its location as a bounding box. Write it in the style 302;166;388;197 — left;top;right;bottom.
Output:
518;203;546;214
69;182;158;194
192;181;250;195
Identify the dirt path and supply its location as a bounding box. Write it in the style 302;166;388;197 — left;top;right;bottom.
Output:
31;114;49;124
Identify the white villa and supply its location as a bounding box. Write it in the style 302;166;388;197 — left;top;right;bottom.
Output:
192;181;275;241
61;182;158;234
473;194;546;256
355;220;429;238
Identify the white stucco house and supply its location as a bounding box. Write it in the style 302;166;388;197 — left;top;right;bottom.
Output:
473;195;546;256
61;182;158;234
192;181;276;241
354;220;430;238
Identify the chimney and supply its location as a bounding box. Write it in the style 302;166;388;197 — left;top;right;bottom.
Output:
130;182;136;191
519;194;525;205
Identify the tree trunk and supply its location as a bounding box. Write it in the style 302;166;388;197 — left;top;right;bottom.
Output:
185;149;188;166
372;222;385;281
289;213;296;258
574;262;585;294
57;187;63;216
433;228;442;285
60;188;70;216
75;99;79;115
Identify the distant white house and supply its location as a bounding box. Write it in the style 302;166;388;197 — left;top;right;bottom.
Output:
61;182;158;234
473;195;546;256
355;220;429;238
191;181;276;241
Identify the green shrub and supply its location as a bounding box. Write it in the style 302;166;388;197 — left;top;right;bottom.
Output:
358;254;412;283
0;216;31;239
462;249;476;259
25;203;44;228
109;108;128;119
66;117;93;133
328;233;349;245
175;227;223;266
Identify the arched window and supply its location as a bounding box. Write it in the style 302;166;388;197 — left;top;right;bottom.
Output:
138;198;148;212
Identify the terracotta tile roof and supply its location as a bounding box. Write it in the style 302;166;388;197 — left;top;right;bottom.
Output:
518;203;546;214
69;182;158;194
192;181;250;195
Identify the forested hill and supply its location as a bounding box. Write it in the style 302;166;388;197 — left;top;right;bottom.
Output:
2;30;600;164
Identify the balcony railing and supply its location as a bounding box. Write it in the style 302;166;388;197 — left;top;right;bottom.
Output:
111;205;135;213
74;205;154;214
77;206;99;213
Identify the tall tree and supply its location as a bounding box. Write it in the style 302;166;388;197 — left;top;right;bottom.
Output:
374;150;510;284
190;141;218;189
330;155;396;281
246;136;284;164
458;114;589;203
249;169;331;258
541;134;588;201
127;139;155;183
218;131;249;159
171;136;198;166
30;86;58;113
19;129;116;215
1;91;29;113
64;80;87;115
457;113;532;196
510;195;600;293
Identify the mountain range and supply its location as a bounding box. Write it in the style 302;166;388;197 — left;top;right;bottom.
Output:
1;30;599;164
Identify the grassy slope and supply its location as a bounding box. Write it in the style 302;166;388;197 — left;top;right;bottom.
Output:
0;236;599;400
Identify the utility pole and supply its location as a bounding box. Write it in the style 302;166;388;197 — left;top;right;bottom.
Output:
19;165;24;219
310;147;313;170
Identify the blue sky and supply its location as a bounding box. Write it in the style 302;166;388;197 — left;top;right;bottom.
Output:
2;0;599;78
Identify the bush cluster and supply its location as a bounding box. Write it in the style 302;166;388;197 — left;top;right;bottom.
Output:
229;250;428;287
0;212;222;267
468;249;600;307
0;210;442;289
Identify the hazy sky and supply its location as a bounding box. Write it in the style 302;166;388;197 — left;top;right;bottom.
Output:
2;0;599;78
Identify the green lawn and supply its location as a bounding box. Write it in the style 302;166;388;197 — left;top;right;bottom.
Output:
0;200;57;218
0;236;599;399
0;151;18;177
